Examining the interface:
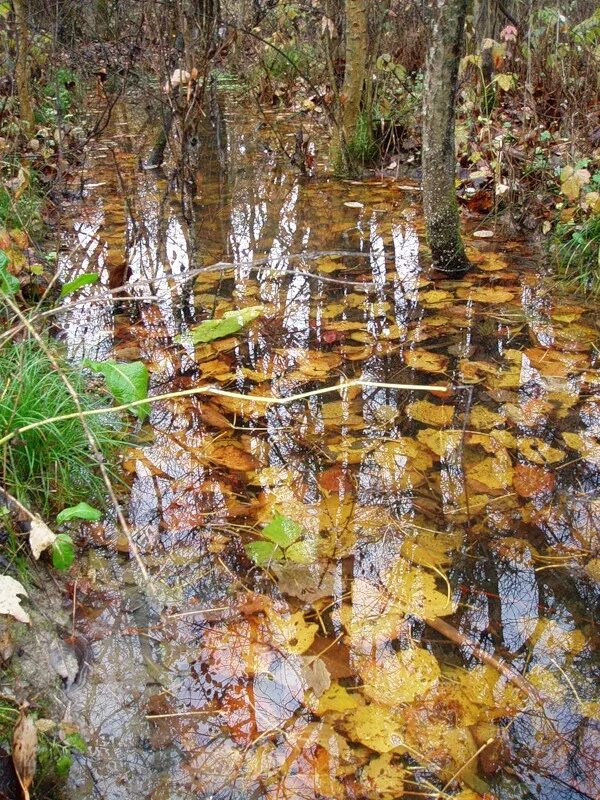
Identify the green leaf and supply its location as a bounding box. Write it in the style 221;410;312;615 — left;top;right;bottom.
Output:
51;533;75;570
64;732;87;753
55;753;73;778
261;514;304;548
56;502;102;524
181;305;264;344
84;359;149;420
244;540;283;565
60;272;99;297
0;251;19;296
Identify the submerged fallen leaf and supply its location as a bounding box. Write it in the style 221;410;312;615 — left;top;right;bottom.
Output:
383;559;456;618
362;752;405;797
517;437;565;465
348;703;404;753
266;610;318;655
361;645;441;705
404;349;448;373
513;464;556;497
407;399;454;427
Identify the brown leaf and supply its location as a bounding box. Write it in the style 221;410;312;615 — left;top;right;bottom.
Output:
206;443;259;472
12;708;37;800
513;464;556;497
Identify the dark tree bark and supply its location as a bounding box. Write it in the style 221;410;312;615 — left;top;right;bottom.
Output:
422;0;470;275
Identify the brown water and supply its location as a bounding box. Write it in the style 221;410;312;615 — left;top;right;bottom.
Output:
56;94;599;800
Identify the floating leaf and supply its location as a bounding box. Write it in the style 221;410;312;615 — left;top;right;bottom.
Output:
84;359;149;420
0;575;30;623
60;272;100;297
56;502;102;524
183;305;264;344
518;437;565;465
52;534;75;570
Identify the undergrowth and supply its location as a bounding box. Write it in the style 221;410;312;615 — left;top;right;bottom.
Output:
554;215;600;295
0;342;120;513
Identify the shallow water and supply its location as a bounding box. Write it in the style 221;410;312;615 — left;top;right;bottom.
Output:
57;94;599;800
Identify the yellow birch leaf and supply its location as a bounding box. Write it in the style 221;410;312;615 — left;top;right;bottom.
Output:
517;437;565;465
469;406;505;431
404;349;448;373
383;559;456;618
266;610;318;654
361;752;405;797
348;704;405;753
457;287;514;303
417;428;463;456
407;400;454;427
316;683;360;715
361;646;441;706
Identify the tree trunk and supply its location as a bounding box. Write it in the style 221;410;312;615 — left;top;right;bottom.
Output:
340;0;368;149
13;0;34;132
422;0;470;276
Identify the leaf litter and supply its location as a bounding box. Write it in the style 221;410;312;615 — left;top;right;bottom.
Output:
54;105;600;800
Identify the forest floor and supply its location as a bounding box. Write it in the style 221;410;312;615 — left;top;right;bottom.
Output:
14;88;600;800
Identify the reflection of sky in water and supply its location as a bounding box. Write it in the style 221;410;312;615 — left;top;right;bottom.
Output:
58;102;600;800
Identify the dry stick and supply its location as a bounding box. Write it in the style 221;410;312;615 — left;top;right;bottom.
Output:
426;616;541;704
0;379;448;449
3;296;149;582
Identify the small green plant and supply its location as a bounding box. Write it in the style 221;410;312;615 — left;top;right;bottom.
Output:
0;182;44;240
245;513;309;564
0;341;120;513
554;214;600;295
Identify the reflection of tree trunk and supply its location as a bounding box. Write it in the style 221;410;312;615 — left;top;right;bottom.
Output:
13;0;34;132
148;97;175;168
422;0;470;275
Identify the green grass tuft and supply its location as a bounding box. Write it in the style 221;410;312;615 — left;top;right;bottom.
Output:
554;214;600;295
0;341;120;514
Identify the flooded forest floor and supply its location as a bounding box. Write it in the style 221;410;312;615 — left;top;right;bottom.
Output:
50;91;600;800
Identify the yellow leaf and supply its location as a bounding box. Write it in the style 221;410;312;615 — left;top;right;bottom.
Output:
420;289;453;307
404;349;448;373
347;704;404;752
316;683;360;715
466;451;513;491
407;400;454;427
361;752;405;797
401;529;464;568
517;437;565;465
266;610;318;654
562;432;600;464
361;646;441;706
417;428;463;456
383;559;456;618
469;405;505;431
458;287;514;303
